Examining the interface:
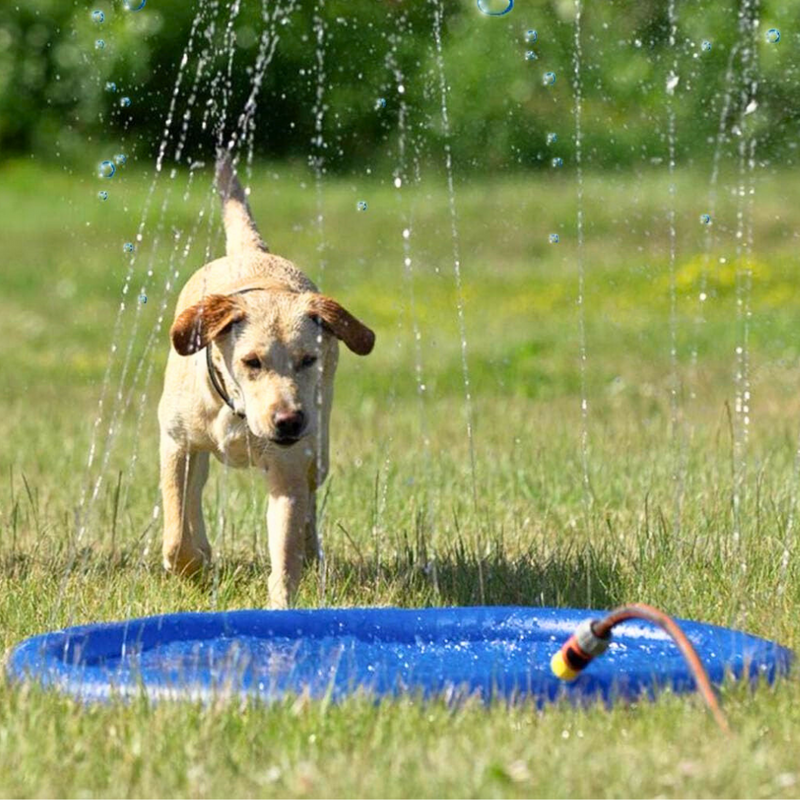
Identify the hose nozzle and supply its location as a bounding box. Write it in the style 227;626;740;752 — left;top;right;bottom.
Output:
551;618;612;681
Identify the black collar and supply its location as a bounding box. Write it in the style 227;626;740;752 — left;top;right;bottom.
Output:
206;344;244;417
204;286;266;419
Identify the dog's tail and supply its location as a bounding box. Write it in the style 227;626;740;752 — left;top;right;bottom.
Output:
215;151;269;256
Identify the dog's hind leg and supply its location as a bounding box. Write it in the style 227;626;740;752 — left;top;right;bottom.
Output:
160;435;211;576
303;453;325;563
303;395;330;565
304;489;319;563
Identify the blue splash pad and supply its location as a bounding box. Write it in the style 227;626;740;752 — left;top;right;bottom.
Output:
6;607;792;704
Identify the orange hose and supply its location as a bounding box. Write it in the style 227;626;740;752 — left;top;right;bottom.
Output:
592;603;730;734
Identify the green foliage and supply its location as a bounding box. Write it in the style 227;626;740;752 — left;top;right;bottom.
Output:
3;0;800;172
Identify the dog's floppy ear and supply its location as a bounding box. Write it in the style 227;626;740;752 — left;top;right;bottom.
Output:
170;294;246;356
306;294;375;356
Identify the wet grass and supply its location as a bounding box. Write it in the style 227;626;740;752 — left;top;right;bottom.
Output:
2;160;800;797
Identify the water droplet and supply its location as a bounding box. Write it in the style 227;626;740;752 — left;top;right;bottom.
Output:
123;242;135;253
699;292;707;302
105;81;116;92
546;132;557;145
92;10;105;23
549;233;559;244
551;157;563;168
98;190;109;201
525;29;537;43
139;294;147;304
114;153;127;166
95;39;106;50
700;213;712;225
476;0;513;16
123;0;147;10
356;200;367;211
394;177;402;188
666;72;679;94
98;160;116;179
375;97;386;110
524;50;537;61
542;71;556;86
120;96;132;108
402;228;410;239
701;40;712;51
766;28;780;44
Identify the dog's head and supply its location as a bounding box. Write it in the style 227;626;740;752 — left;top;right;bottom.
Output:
170;289;375;445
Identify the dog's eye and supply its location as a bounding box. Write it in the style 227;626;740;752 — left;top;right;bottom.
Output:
299;355;317;369
242;357;261;369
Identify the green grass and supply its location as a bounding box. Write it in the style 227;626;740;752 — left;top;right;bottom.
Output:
2;159;800;798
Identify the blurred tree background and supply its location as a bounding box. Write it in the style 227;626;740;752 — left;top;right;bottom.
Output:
1;0;798;174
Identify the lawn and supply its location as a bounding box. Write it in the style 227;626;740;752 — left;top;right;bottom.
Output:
1;158;800;798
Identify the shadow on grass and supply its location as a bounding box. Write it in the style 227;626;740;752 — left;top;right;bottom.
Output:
307;532;627;611
2;533;628;613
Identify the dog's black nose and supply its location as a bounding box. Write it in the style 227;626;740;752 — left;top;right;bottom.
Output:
273;409;305;439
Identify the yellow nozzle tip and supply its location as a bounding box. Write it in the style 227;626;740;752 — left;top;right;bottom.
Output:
551;650;579;681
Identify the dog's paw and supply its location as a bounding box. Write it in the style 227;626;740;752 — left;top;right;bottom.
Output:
267;573;291;609
163;544;210;578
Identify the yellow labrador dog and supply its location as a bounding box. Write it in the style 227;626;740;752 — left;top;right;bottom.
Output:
158;154;375;607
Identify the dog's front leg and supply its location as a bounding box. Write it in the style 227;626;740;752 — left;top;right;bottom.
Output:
266;463;311;608
160;435;211;576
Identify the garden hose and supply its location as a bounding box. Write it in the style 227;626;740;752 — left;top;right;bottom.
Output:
551;603;730;733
